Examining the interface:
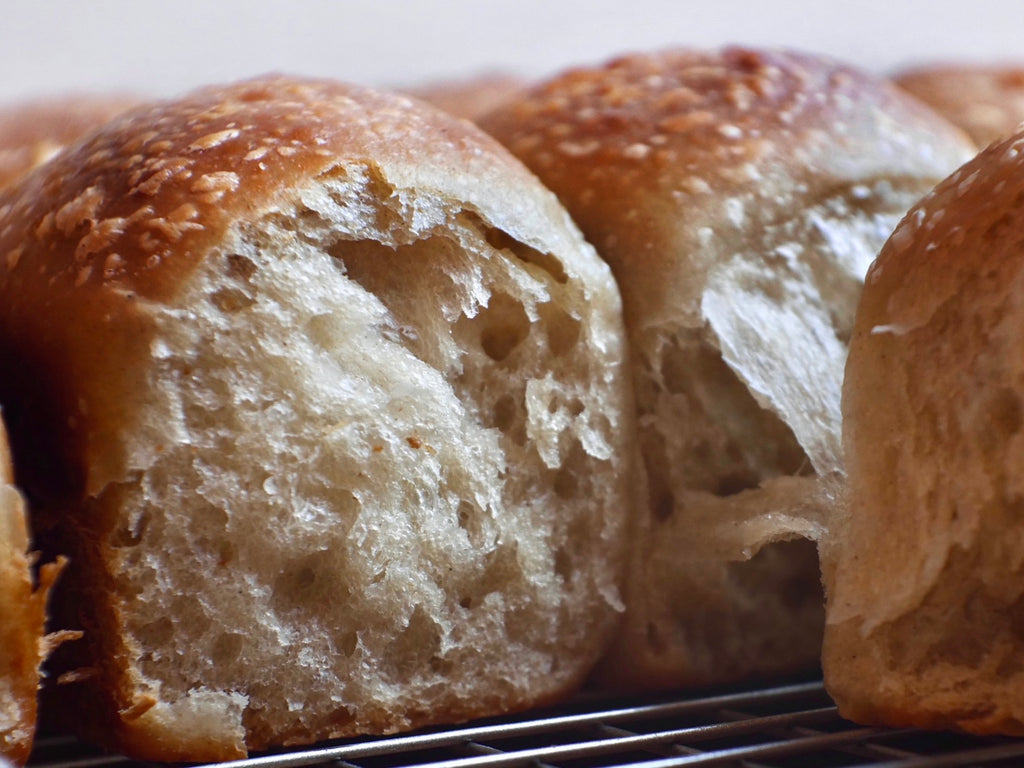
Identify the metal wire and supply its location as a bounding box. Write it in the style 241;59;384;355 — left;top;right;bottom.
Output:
27;680;1024;768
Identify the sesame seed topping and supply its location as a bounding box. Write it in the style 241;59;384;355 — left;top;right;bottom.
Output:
5;247;22;270
558;139;600;157
190;171;240;193
54;186;105;236
245;146;270;162
186;128;242;152
623;143;650;159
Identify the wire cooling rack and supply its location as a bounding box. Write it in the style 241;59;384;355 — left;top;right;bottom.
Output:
28;679;1024;768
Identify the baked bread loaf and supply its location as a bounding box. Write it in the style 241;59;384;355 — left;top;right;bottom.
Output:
823;125;1024;735
480;47;976;689
406;74;525;121
895;64;1024;148
0;96;135;189
0;416;63;765
0;75;634;761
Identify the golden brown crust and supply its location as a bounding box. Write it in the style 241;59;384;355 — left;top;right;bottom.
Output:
1;79;495;303
407;74;526;121
825;125;1024;736
895;64;1024;148
0;76;547;303
481;48;974;327
0;96;136;191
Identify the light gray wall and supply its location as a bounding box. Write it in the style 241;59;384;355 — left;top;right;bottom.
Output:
0;0;1016;104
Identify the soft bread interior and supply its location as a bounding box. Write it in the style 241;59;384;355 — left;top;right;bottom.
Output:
0;485;33;761
638;181;925;559
86;164;629;748
0;416;61;765
598;180;927;687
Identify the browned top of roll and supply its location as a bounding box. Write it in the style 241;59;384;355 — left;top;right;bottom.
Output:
0;75;571;304
480;47;975;327
895;64;1024;148
406;73;526;121
0;96;136;190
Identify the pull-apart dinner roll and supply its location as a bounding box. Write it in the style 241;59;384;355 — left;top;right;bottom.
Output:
895;64;1024;148
0;76;634;761
481;47;976;690
825;127;1024;736
406;74;526;121
0;97;135;190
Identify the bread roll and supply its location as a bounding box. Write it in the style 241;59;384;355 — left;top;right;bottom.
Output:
0;417;63;765
0;75;634;761
480;47;976;689
824;126;1024;735
0;96;135;189
895;64;1023;148
406;74;525;121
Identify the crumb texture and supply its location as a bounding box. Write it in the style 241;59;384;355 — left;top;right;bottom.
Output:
0;424;45;766
89;164;630;752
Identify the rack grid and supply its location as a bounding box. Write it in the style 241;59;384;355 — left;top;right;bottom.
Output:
29;679;1024;768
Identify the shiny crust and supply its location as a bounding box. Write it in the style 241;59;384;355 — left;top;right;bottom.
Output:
825;127;1024;735
481;47;975;328
895;64;1024;148
0;97;135;190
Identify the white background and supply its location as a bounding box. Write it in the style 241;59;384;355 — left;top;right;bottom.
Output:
0;0;1021;104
